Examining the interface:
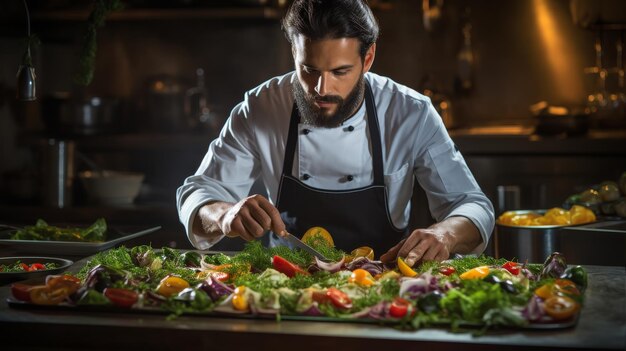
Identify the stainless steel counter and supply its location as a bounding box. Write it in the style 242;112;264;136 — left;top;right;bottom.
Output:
1;263;624;351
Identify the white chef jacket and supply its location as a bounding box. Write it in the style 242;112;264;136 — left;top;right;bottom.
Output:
176;71;494;251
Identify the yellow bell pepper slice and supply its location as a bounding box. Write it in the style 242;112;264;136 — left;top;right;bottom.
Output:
155;275;190;297
232;286;249;311
459;266;490;280
397;257;418;277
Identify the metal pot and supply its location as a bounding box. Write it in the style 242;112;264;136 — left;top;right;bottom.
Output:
42;93;120;136
495;222;564;263
530;102;590;136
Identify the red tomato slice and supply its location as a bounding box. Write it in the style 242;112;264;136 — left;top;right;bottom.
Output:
389;297;411;318
19;263;30;271
104;288;139;308
311;290;329;304
326;287;352;309
439;266;456;276
271;255;309;278
29;263;46;271
502;261;520;275
11;283;34;302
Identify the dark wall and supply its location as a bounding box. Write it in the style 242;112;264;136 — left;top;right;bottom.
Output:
8;0;609;129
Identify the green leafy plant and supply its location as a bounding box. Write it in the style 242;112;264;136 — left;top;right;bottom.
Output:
74;0;124;86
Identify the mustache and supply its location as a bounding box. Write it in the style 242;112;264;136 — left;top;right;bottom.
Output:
313;95;342;103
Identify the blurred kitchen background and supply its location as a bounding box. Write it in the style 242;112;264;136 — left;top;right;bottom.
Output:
0;0;624;253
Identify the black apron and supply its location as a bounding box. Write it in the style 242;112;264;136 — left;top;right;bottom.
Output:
270;82;407;256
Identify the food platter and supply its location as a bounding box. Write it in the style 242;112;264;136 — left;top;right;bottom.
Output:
5;297;579;330
4;239;587;332
0;226;162;255
0;257;73;285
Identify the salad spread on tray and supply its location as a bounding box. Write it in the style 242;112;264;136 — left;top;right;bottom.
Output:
8;218;107;242
8;229;587;331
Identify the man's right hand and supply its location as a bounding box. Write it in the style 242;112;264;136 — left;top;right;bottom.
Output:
196;195;287;241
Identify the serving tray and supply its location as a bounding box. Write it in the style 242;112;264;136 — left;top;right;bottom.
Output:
0;226;161;256
5;297;579;330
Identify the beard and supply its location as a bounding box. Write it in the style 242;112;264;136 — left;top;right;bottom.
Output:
293;76;365;128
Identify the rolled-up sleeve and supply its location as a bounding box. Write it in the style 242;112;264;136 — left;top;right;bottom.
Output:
176;98;260;249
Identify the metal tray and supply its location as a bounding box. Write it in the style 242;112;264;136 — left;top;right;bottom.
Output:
0;257;73;285
5;297;579;330
0;226;161;256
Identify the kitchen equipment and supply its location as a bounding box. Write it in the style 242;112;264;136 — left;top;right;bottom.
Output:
283;232;328;261
40;139;74;208
0;226;161;256
530;101;590;136
78;170;144;205
144;75;187;131
495;219;563;263
0;257;73;285
42;93;120;136
495;209;623;265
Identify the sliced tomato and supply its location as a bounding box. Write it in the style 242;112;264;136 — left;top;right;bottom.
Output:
29;286;69;305
439;266;456;276
502;261;520;275
272;255;309;278
11;283;34;302
326;287;352;310
19;263;29;271
544;295;579;320
311;290;329;304
104;288;138;308
389;297;412;318
28;263;46;271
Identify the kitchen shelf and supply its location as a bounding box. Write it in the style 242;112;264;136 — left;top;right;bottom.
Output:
20;132;215;152
30;7;284;22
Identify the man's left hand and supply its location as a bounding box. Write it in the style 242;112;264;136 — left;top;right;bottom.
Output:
380;216;481;267
380;227;451;266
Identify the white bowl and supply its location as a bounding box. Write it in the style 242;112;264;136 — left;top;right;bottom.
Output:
79;170;144;205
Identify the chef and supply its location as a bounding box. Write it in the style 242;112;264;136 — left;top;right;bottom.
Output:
176;0;494;267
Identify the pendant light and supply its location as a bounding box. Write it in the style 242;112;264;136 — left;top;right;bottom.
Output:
16;0;36;101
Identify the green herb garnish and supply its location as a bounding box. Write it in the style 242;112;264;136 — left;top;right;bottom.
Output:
10;218;107;242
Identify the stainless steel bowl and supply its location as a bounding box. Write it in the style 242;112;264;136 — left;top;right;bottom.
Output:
495;209;568;263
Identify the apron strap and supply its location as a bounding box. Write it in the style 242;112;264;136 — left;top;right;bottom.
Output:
364;81;384;186
281;104;300;178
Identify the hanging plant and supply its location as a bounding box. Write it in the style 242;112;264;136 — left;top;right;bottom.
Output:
74;0;124;86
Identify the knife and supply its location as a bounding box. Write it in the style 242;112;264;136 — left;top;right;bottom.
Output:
283;232;328;261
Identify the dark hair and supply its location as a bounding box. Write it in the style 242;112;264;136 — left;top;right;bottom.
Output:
282;0;379;58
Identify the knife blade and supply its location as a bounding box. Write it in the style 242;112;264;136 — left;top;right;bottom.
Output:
283;232;328;261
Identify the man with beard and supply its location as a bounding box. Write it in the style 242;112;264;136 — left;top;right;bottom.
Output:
176;0;494;266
